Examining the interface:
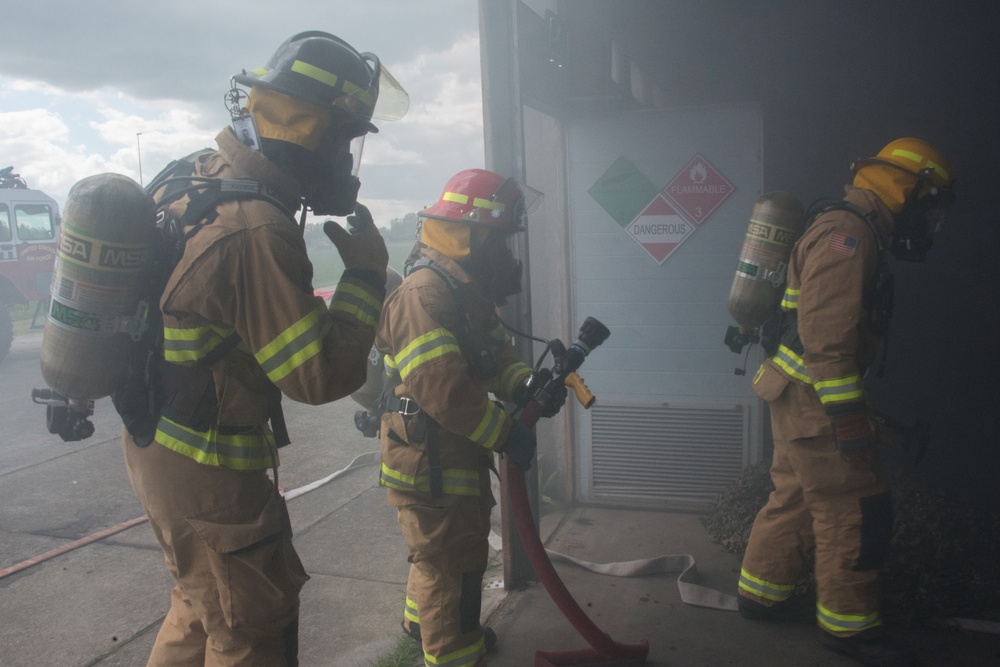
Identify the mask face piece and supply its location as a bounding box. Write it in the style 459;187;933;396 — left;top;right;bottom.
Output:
303;127;364;216
471;231;523;305
890;185;952;262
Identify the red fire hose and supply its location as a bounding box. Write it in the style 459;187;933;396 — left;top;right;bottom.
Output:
506;455;649;666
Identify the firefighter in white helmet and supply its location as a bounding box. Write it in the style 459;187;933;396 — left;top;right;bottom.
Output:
120;31;405;665
738;138;956;667
375;169;562;666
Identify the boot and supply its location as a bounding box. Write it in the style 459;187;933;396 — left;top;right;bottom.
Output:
819;629;917;667
403;621;497;654
737;594;814;623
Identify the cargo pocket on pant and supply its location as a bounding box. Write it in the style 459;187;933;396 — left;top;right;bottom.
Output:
752;362;791;401
187;491;310;633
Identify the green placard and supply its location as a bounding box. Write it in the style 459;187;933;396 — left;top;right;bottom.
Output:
588;156;660;227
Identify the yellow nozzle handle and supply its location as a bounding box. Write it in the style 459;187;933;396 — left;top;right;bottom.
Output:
565;372;595;409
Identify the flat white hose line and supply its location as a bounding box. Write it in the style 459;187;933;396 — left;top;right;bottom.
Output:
0;450;381;580
488;530;739;611
281;450;381;500
491;531;1000;634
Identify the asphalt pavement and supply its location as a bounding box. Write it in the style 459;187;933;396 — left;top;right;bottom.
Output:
2;332;998;666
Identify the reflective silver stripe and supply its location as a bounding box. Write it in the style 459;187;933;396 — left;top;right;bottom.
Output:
781;286;800;310
163;325;234;363
772;344;811;384
330;281;382;328
469;401;505;450
424;635;485;667
378;463;480;497
737;568;795;602
817;602;881;633
814;375;865;406
404;597;419;624
256;306;328;382
394;328;461;381
155;417;274;470
498;362;532;398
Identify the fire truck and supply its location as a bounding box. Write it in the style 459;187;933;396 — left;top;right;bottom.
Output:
0;166;59;363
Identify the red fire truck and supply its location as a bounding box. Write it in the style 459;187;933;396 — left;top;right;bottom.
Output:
0;166;59;363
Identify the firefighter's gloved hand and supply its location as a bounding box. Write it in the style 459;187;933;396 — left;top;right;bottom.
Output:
540;381;567;418
502;419;537;471
831;410;877;452
324;203;388;285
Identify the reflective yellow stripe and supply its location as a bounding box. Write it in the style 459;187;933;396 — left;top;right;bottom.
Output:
378;462;480;497
424;635;485;667
155;417;275;470
340;78;376;112
472;197;504;212
781;286;800;310
817;602;881;634
394;328;461;380
814;374;864;406
890;148;923;165
404;597;419;624
163;325;234;363
469;401;505;449
442;191;469;204
256;305;328;382
291;60;338;88
772;344;811;384
925;159;950;182
330;281;382;328
499;362;532;397
738;568;796;602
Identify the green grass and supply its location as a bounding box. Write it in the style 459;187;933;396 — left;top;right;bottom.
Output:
367;635;421;667
309;240;414;289
9;302;44;336
8;240;416;336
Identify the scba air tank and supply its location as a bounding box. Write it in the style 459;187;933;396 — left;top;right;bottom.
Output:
727;191;805;331
40;173;158;401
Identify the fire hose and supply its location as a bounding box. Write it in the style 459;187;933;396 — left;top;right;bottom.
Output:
508;317;649;666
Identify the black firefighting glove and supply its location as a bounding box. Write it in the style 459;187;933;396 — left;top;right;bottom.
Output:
513;371;568;419
830;407;876;452
502;419;537;471
324;203;389;287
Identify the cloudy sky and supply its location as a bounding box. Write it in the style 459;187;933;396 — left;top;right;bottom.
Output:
0;0;484;227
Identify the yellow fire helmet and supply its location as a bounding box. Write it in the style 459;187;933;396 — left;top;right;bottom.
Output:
852;137;955;213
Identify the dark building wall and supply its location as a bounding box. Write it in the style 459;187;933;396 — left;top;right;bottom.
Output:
544;0;1000;507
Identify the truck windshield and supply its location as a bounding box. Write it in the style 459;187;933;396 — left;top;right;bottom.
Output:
14;204;55;240
0;205;11;242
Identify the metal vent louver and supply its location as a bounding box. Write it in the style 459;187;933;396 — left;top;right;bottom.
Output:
589;402;748;511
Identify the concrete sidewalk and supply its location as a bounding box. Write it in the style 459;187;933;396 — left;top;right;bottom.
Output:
92;474;1000;667
2;331;998;666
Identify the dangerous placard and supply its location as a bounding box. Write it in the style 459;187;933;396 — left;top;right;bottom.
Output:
626;194;694;264
663;153;735;225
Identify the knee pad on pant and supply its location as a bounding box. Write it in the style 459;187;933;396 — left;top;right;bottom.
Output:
856;491;893;570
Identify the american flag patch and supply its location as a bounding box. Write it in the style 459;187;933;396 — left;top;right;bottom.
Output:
829;233;858;257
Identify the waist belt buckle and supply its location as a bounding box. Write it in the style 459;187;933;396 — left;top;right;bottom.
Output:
398;397;420;416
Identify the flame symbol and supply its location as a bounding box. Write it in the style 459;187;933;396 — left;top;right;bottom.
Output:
690;161;708;183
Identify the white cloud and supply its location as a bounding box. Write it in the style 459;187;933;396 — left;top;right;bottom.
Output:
0;22;484;222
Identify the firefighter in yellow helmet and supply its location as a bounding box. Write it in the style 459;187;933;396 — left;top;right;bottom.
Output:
118;32;405;665
737;138;955;667
375;169;561;666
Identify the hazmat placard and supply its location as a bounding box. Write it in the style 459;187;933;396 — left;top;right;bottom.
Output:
626;194;694;264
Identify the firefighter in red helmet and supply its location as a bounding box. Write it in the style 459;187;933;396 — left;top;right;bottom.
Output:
375;169;561;666
737;138;955;667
